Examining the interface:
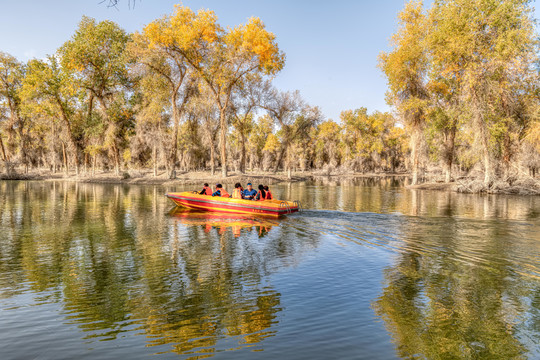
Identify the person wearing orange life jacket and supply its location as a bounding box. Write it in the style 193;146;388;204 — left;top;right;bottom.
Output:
199;183;212;196
212;184;230;197
232;183;244;199
264;185;273;200
255;184;267;201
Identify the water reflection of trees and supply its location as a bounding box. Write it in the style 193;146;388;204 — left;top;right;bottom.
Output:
277;180;540;221
0;181;320;357
373;215;540;358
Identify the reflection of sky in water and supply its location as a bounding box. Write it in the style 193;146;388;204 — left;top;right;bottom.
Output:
0;180;539;359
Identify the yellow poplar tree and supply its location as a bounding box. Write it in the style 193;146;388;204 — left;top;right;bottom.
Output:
59;16;131;176
144;5;285;177
0;52;25;172
379;1;429;185
128;29;197;179
428;0;538;185
315;120;341;168
21;56;82;175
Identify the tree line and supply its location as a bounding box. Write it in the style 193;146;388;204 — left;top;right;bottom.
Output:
380;0;540;185
0;5;409;180
1;1;539;184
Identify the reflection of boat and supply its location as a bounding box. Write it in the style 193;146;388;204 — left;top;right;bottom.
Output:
169;208;279;237
165;191;299;217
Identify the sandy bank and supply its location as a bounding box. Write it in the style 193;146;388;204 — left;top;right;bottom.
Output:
0;169;313;186
2;169;539;195
407;179;540;195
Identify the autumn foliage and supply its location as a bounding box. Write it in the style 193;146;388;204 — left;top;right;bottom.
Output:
1;1;539;184
380;0;540;185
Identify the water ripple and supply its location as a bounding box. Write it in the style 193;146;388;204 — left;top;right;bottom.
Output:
292;210;540;280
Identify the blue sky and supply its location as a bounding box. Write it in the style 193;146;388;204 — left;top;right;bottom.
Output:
0;1;539;122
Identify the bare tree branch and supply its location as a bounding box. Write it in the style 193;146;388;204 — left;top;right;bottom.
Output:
98;0;139;10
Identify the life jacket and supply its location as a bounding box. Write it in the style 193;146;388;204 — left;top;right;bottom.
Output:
256;190;266;201
220;188;230;197
203;186;212;195
232;188;243;199
265;190;273;200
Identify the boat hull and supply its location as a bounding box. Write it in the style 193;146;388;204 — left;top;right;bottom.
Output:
166;192;298;217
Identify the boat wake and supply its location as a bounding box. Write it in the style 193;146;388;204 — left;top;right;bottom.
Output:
287;209;540;280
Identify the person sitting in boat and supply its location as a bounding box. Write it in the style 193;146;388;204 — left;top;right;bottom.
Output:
255;184;267;201
199;183;212;196
243;183;257;200
232;183;244;199
212;184;230;197
264;185;273;200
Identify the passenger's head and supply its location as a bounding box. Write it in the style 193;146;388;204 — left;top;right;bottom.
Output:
235;182;241;188
247;183;252;190
216;184;222;189
264;185;269;191
258;184;264;191
204;183;209;187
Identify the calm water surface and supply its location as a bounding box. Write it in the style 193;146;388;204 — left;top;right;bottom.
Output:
1;179;540;359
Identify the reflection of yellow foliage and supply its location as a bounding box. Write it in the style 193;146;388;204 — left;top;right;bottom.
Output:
373;220;528;359
1;182;333;358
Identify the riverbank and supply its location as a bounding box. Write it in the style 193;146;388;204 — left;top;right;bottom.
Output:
408;178;540;195
2;169;539;195
0;168;412;185
0;168;330;186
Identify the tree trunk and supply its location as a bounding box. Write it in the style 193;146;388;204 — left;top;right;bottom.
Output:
471;90;491;186
113;144;120;176
210;139;215;176
219;108;228;177
444;125;456;183
444;165;451;184
20;140;28;174
0;135;7;162
240;132;246;174
87;94;94;176
87;93;94;120
502;133;512;180
153;144;157;177
482;137;491;185
62;141;68;175
169;97;179;179
273;142;287;173
475;112;491;186
57;100;80;176
410;129;419;185
51;124;57;174
287;146;292;179
0;135;7;174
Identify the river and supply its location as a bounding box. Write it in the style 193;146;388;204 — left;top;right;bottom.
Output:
1;179;539;359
